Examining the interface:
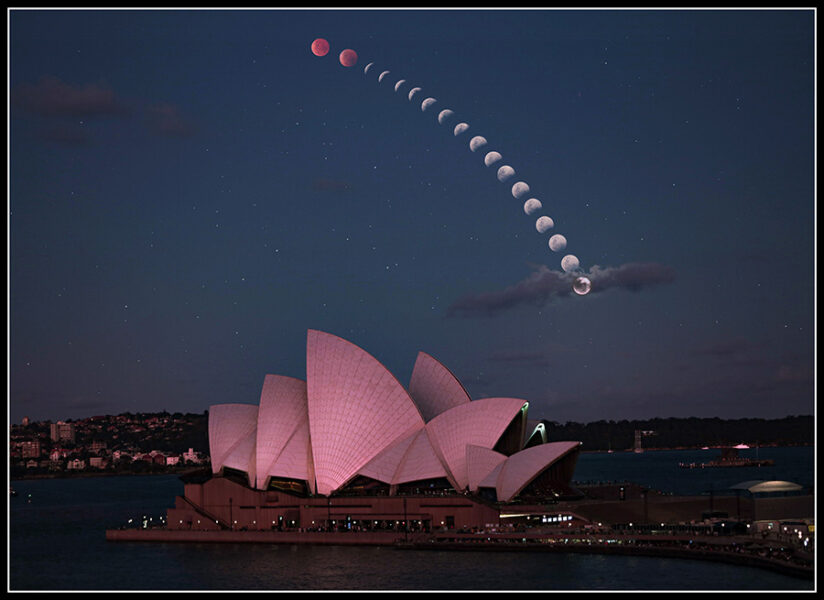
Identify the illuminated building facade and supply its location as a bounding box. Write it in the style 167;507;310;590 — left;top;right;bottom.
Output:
167;330;581;532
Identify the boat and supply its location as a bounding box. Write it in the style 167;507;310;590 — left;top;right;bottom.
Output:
679;447;774;469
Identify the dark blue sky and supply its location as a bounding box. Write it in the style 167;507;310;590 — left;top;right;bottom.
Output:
9;9;815;424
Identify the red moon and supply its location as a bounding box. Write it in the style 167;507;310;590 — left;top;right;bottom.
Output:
339;49;358;67
311;38;329;57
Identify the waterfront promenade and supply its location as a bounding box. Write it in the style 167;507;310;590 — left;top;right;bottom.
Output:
106;527;813;581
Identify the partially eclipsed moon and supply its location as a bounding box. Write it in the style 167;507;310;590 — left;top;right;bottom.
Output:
421;97;437;111
512;181;530;198
453;122;469;136
523;198;542;215
484;151;502;167
394;79;406;92
469;136;487;152
364;62;374;74
548;234;567;252
438;109;454;124
536;216;554;233
378;70;390;82
311;38;329;57
408;87;422;101
497;165;515;182
561;254;580;273
339;49;358;67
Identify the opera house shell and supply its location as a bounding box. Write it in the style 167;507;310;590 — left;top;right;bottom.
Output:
168;330;581;532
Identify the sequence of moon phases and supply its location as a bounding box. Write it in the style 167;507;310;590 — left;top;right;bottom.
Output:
469;136;487;152
561;254;580;273
573;276;592;295
318;41;588;292
339;49;358;67
497;165;515;182
438;109;454;124
548;234;567;252
311;38;329;57
421;97;437;111
484;151;502;167
523;198;542;215
535;215;554;233
512;181;530;199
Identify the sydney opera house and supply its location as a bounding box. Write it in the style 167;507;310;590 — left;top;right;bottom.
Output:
166;330;582;532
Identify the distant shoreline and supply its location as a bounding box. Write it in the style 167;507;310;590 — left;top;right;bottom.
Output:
581;443;812;454
11;443;813;481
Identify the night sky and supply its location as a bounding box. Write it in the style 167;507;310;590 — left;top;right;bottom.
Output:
9;9;815;425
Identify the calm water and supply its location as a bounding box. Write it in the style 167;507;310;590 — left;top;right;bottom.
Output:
9;446;815;591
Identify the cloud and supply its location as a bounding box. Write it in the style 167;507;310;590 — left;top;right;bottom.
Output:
37;123;92;146
12;76;126;117
146;103;197;138
446;262;676;318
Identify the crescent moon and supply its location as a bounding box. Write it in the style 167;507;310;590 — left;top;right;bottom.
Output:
497;165;515;182
484;151;502;167
535;215;554;233
437;109;454;124
421;97;437;111
408;87;422;101
364;62;374;75
378;70;390;82
512;181;530;199
469;136;487;152
561;254;580;273
394;79;406;92
548;234;567;252
453;122;469;136
523;198;542;215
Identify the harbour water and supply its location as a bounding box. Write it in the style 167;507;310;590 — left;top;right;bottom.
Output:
9;446;814;591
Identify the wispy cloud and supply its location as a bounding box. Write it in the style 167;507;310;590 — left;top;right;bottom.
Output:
12;76;198;144
447;262;676;318
37;123;92;146
146;103;197;138
12;76;127;117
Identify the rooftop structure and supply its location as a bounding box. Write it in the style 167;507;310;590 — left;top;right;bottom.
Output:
207;329;581;502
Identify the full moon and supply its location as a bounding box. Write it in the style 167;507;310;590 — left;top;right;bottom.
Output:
573;276;592;296
339;49;358;67
548;234;567;252
561;254;580;273
311;38;329;57
536;216;554;233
